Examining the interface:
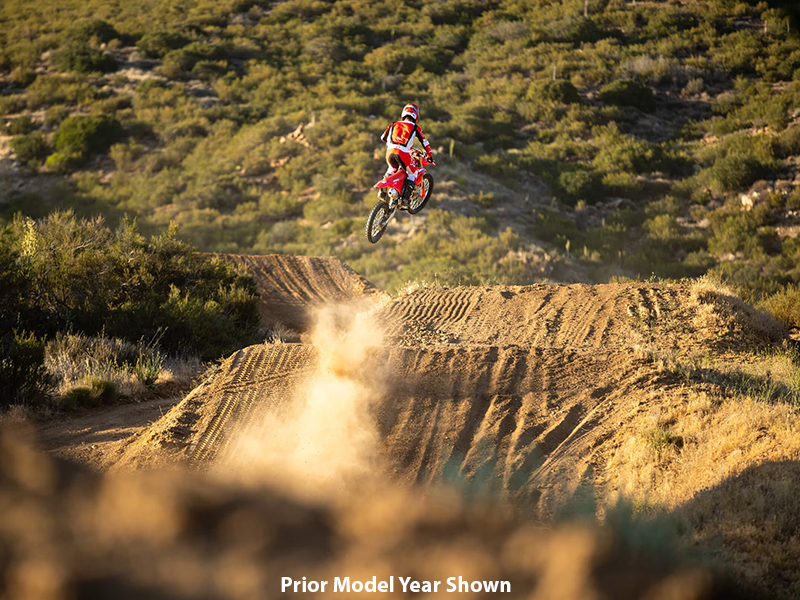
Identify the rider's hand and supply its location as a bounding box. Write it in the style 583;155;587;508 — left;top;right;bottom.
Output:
427;153;435;164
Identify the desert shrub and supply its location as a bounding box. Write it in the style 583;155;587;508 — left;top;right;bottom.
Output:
7;115;35;135
62;378;117;409
787;187;800;210
131;350;165;387
643;426;684;453
10;133;50;166
161;43;226;78
54;114;125;158
10;67;37;87
761;284;800;330
527;80;581;104
643;8;698;38
592;125;658;174
54;43;116;74
45;152;83;173
707;205;777;259
697;133;781;194
24;75;96;109
13;212;260;359
137;31;190;58
191;60;228;80
777;125;800;158
709;30;763;74
44;105;70;127
0;330;49;408
599;80;657;113
707;156;773;193
0;95;27;116
557;168;605;205
64;19;119;45
549;16;605;43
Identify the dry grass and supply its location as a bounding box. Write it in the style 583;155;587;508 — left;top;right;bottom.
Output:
264;321;298;344
395;277;445;297
605;279;800;595
44;332;199;407
603;346;800;596
689;276;787;347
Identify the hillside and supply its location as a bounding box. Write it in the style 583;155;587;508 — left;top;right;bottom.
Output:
1;0;800;317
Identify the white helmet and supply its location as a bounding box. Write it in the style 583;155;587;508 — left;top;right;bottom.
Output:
401;103;419;122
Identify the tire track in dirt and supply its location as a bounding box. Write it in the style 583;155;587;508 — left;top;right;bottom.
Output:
115;277;788;517
208;254;387;332
379;284;633;349
191;344;317;465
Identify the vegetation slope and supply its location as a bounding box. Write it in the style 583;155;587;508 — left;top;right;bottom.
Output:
1;0;799;321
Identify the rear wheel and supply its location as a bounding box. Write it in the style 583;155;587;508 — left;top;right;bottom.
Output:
365;200;390;243
407;174;434;215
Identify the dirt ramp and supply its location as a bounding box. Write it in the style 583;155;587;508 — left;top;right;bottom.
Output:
117;342;650;516
378;283;669;348
378;281;787;350
209;253;387;332
114;343;318;470
378;346;650;516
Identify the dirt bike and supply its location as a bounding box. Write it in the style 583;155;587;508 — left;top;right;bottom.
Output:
365;149;435;244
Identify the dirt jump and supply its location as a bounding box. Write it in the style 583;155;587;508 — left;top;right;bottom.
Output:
112;276;787;516
27;254;800;598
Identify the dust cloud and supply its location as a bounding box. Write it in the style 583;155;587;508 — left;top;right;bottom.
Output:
219;302;387;501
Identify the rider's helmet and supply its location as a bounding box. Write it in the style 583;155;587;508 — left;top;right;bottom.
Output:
401;103;419;122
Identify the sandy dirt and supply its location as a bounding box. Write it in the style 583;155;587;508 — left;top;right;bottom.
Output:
19;257;797;598
109;280;786;517
35;397;180;470
208;253;387;333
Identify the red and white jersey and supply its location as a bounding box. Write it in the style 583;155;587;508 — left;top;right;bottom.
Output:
381;120;432;154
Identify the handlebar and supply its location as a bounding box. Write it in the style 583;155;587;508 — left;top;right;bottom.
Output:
411;149;435;166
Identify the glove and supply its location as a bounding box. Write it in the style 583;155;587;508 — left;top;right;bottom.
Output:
427;153;435;164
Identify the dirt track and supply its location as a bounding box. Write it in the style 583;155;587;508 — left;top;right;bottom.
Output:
32;256;800;596
209;253;386;332
113;278;778;516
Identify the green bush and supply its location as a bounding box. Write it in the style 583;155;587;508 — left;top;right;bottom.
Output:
0;95;27;116
644;426;684;452
44;105;70;127
54;114;125;158
599;80;657;113
45;152;83;173
62;378;117;409
549;16;605;43
64;19;119;44
557;168;605;205
55;43;117;74
11;67;37;87
10;133;50;166
161;43;225;78
761;284;800;330
7;115;35;135
137;31;190;58
0;330;49;408
527;80;581;105
12;212;260;359
131;350;165;387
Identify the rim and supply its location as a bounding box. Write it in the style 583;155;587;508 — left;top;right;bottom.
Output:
371;206;388;237
410;178;429;210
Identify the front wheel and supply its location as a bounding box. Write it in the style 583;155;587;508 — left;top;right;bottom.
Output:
407;173;434;215
365;200;390;244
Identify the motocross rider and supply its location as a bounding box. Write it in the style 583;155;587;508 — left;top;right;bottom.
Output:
380;103;434;198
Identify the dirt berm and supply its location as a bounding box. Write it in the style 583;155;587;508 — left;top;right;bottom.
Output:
113;279;787;518
207;253;387;332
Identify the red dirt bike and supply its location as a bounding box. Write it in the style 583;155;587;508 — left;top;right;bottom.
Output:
365;149;435;244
